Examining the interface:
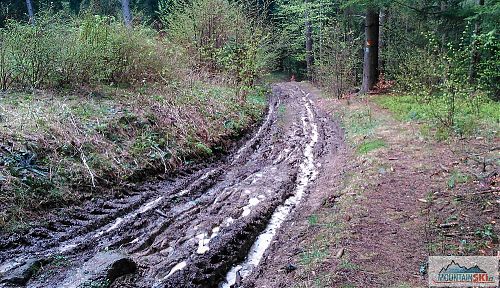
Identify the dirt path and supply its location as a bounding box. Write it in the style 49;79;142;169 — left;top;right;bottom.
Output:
242;85;499;288
2;83;496;288
0;82;345;288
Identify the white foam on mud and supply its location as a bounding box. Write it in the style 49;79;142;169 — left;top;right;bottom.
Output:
59;243;78;253
163;261;187;279
222;90;319;288
138;196;164;213
273;148;291;165
196;233;210;254
241;197;260;217
106;217;124;232
212;226;220;235
250;172;263;184
196;226;221;254
224;217;235;226
176;169;216;197
93;195;165;239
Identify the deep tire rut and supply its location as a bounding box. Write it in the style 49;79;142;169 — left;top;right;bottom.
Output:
0;83;337;288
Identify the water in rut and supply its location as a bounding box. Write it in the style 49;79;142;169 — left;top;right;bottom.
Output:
0;82;343;288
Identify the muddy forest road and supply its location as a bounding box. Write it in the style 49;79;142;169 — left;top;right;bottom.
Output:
0;82;345;288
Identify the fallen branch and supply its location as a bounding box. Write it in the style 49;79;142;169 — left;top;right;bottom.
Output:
78;147;95;188
155;209;168;218
472;189;499;195
439;222;458;228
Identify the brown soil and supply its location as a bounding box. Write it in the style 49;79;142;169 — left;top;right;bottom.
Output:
243;84;499;288
1;82;497;288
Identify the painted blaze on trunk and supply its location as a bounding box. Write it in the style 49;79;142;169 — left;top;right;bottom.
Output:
361;8;379;93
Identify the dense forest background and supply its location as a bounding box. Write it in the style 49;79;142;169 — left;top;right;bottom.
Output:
0;0;498;229
1;0;499;99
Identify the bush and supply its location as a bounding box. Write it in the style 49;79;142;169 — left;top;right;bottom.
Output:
0;11;168;90
1;13;63;88
383;23;500;136
314;21;362;98
159;0;276;88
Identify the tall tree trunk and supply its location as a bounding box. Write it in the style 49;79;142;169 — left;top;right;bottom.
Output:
121;0;132;28
361;8;379;93
469;0;484;84
378;8;386;77
26;0;35;26
305;0;313;79
69;0;81;14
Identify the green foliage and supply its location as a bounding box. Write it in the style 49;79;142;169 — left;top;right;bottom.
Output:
447;171;469;189
0;11;167;90
159;0;276;88
475;224;498;241
1;12;63;88
274;0;346;79
382;2;499;136
356;139;385;154
375;94;500;138
314;19;362;97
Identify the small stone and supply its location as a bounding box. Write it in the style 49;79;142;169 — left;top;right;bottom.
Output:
284;263;297;273
1;258;43;285
336;248;345;259
60;251;136;287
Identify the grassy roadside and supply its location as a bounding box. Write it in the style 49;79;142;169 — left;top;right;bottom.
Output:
374;94;500;140
294;92;499;288
0;82;267;231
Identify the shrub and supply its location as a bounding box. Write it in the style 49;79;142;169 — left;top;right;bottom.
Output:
159;0;276;88
2;13;63;88
314;21;362;98
0;11;169;90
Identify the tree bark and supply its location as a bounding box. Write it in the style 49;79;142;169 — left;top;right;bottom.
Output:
26;0;35;26
305;0;313;79
361;8;379;93
121;0;132;28
378;8;386;77
468;0;484;84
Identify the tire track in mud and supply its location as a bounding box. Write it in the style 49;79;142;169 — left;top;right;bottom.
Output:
0;83;330;288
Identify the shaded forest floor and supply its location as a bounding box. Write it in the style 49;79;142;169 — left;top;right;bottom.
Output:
247;83;499;288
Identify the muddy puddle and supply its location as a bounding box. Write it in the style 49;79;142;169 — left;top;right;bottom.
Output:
0;83;336;288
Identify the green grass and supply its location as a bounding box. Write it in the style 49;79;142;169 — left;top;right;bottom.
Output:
447;170;469;189
339;256;360;270
374;95;431;121
374;94;500;137
0;83;267;231
344;108;378;137
308;214;318;225
356;139;386;155
299;243;329;266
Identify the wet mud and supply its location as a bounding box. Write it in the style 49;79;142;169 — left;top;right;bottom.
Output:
0;82;344;288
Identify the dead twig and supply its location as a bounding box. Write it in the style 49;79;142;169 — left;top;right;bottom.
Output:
78;146;95;188
155;209;168;218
